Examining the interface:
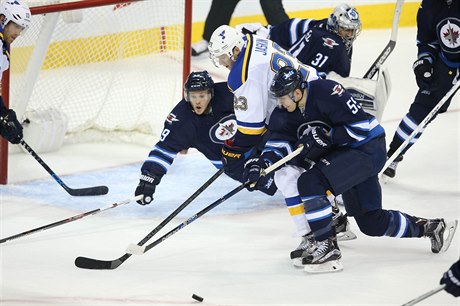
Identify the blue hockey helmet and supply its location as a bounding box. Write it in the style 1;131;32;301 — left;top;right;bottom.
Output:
270;66;307;98
184;71;215;102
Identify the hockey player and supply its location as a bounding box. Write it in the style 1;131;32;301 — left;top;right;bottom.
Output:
244;66;457;273
0;0;30;144
135;71;236;204
239;3;362;77
383;0;460;178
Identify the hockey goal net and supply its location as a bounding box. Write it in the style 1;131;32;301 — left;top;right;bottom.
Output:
1;0;192;183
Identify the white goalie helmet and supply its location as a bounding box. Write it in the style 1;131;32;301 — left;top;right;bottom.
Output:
0;0;31;30
208;25;245;67
327;3;362;50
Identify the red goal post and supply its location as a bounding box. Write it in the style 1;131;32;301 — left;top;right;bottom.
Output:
0;0;192;184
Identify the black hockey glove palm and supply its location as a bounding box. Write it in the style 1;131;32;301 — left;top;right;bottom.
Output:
0;109;23;144
296;126;332;162
135;173;161;205
440;260;460;297
413;56;434;91
242;157;276;195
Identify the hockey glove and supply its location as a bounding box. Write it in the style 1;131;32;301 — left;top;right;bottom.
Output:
242;157;276;195
221;139;251;182
296;126;332;162
413;56;434;91
440;260;460;297
235;22;271;38
0;109;23;144
135;173;161;205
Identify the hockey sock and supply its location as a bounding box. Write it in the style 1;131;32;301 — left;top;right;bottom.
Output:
301;195;334;241
285;196;311;236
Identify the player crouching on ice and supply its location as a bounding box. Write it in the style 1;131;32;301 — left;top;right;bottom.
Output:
243;66;458;273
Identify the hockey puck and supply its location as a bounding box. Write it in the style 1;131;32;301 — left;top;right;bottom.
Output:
192;294;204;302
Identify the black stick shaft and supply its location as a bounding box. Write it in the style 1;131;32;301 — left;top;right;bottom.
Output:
0;196;140;244
19;140;108;196
75;168;224;269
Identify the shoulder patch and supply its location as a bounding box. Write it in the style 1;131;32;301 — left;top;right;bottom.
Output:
165;112;179;124
322;37;339;49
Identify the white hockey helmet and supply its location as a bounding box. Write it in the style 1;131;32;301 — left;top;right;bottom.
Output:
208;25;245;67
0;0;31;30
327;4;361;50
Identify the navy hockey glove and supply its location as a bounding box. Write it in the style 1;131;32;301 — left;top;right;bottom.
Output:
440;260;460;297
296;126;332;161
242;158;276;195
0;109;23;144
413;56;434;91
135;173;161;205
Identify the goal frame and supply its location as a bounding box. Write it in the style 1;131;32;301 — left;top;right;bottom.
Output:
0;0;192;184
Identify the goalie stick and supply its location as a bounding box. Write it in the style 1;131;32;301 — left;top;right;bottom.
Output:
75;146;303;269
0;195;142;244
401;284;446;306
363;0;404;79
75;168;225;270
19;139;109;196
381;81;460;175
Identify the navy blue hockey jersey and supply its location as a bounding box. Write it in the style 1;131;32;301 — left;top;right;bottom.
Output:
416;0;460;67
269;18;352;76
262;79;385;163
140;82;236;178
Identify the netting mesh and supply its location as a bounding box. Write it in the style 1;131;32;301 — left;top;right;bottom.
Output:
10;0;186;145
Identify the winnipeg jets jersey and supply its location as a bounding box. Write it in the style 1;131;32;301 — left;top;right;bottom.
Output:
227;34;320;148
140;82;236;178
416;0;460;67
262;79;385;163
270;18;352;77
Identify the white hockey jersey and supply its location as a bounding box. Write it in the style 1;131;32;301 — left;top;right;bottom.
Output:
0;30;10;82
227;34;319;138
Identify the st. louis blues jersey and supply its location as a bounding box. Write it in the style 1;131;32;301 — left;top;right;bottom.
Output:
416;0;460;68
262;79;385;163
270;18;352;77
140;82;236;178
227;34;320;150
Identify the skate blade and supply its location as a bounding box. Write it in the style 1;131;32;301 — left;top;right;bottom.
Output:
292;258;304;267
304;260;343;274
337;230;357;241
440;220;458;253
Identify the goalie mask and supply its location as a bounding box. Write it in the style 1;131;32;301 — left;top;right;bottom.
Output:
208;25;245;68
0;0;31;30
327;4;362;51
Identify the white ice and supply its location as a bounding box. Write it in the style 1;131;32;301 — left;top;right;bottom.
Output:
1;27;459;306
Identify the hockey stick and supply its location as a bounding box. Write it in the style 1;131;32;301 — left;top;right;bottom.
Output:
381;81;460;173
75;167;225;270
0;195;142;244
19;139;109;196
363;0;404;79
401;284;445;306
127;145;304;256
75;146;303;269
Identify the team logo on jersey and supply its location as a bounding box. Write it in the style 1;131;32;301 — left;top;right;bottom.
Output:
437;18;460;53
331;84;345;96
297;121;331;140
322;37;339;49
165;113;179;124
209;114;237;144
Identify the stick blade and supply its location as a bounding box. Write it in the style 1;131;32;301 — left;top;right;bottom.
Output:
67;185;109;196
75;254;129;270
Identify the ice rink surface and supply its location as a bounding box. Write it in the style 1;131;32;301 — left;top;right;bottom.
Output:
1;27;459;305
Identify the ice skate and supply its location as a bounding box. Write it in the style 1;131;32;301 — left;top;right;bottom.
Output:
290;233;316;267
382;154;403;179
333;208;357;241
191;39;209;56
420;218;458;253
302;237;343;273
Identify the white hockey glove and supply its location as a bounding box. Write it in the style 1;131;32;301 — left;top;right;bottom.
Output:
235;22;271;38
